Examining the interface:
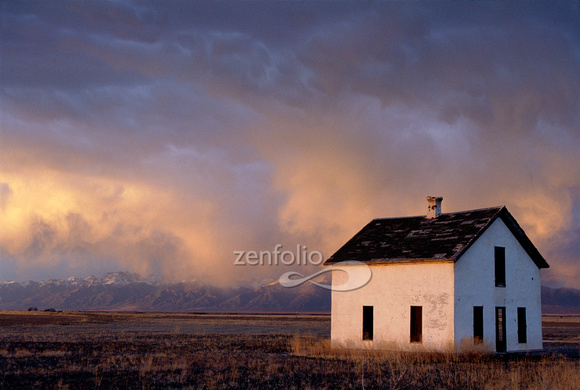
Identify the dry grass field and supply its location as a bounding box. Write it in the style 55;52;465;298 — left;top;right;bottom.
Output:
0;311;578;389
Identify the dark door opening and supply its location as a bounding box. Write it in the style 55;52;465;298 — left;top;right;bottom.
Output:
495;307;506;352
473;306;484;344
362;306;373;340
410;306;422;343
517;307;527;344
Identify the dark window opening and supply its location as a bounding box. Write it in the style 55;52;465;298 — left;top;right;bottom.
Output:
495;246;506;287
496;307;506;352
518;307;527;344
473;306;484;344
410;306;422;343
362;306;373;340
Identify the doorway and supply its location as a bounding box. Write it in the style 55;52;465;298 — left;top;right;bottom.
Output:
495;307;506;352
410;306;422;343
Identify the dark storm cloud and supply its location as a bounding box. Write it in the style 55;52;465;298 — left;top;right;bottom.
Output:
0;1;578;287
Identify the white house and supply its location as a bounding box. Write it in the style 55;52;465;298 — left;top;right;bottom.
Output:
324;197;549;353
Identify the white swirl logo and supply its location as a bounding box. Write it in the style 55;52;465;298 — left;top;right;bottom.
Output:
279;261;372;291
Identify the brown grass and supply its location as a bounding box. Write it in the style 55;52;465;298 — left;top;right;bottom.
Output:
0;312;578;389
289;335;578;389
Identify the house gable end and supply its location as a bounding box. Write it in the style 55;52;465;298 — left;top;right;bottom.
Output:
453;207;548;269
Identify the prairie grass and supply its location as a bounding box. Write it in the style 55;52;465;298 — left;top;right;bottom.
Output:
0;312;578;389
289;335;578;389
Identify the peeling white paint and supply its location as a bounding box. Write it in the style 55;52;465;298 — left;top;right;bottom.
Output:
330;261;455;350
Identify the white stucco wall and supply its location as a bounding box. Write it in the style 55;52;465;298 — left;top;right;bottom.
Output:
454;218;543;352
331;262;455;350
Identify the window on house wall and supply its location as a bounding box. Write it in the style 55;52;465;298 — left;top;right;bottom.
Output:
473;306;484;344
362;306;373;340
410;306;422;343
495;246;506;287
518;307;527;344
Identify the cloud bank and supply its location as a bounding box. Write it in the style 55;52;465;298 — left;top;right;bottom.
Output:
1;1;579;287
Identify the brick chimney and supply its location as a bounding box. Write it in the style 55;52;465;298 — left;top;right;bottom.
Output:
426;196;443;219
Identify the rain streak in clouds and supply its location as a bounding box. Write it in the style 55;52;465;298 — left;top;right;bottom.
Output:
0;1;579;287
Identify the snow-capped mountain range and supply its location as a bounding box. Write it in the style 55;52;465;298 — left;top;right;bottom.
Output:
33;272;163;288
6;272;161;289
0;271;331;312
1;272;578;314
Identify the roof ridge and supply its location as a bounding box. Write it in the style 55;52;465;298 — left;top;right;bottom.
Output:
371;205;505;221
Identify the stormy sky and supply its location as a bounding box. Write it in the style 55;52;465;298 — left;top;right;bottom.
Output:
1;1;578;288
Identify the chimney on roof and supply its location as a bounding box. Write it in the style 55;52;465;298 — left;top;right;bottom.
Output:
426;196;443;219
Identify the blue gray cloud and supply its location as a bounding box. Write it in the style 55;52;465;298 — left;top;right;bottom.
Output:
0;1;578;287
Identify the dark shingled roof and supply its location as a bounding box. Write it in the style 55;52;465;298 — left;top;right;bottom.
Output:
324;206;549;269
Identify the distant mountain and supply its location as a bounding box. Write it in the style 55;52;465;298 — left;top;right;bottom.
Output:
1;272;577;314
541;286;580;315
0;271;331;312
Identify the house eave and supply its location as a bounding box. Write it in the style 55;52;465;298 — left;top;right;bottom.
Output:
498;208;550;269
327;258;455;266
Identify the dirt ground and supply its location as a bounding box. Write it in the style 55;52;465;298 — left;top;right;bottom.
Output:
542;315;580;358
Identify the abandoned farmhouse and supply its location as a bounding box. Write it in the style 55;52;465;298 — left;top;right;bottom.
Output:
324;197;549;352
